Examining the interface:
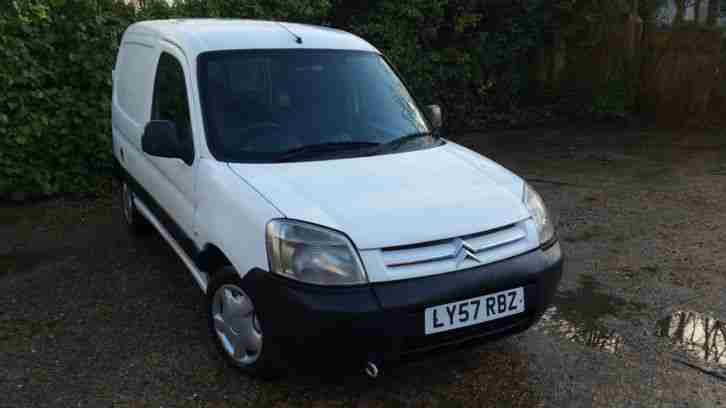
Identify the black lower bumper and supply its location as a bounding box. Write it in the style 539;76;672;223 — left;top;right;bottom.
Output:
243;242;563;368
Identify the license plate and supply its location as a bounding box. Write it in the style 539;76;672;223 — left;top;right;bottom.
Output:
424;287;525;335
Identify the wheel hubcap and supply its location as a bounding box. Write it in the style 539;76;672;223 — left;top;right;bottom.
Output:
122;183;133;224
212;285;263;365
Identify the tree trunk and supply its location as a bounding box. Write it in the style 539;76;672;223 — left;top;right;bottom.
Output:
695;0;703;23
674;0;686;24
706;0;719;26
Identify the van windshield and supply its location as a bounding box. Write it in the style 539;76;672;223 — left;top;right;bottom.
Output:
198;49;440;163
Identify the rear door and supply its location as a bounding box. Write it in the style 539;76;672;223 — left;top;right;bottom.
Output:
145;44;198;255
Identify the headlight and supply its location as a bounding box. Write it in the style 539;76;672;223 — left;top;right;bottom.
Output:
523;183;555;245
266;220;368;286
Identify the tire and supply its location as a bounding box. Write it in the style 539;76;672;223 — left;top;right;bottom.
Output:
120;180;151;235
207;266;285;379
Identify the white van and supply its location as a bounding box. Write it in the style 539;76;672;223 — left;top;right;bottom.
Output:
112;19;562;378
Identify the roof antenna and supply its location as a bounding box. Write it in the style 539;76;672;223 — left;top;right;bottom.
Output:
276;22;303;44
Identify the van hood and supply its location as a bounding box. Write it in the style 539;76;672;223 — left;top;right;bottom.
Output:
227;143;530;250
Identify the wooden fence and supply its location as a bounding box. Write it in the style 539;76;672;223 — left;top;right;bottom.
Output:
640;27;724;127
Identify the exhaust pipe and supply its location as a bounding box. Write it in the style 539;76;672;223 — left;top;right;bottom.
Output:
364;361;380;379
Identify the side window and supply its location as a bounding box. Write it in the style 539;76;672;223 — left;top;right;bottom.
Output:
116;42;157;124
151;53;194;156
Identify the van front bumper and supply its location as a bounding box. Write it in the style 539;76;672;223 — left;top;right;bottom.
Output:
243;242;563;368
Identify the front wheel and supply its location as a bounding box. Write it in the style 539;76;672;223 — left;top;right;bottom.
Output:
207;267;284;379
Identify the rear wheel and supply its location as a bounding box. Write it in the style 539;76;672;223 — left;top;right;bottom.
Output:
120;180;151;234
207;267;284;379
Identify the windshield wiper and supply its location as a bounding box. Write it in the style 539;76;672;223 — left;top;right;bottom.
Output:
276;141;381;162
377;131;437;153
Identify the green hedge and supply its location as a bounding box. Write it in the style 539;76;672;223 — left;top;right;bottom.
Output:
0;0;334;198
340;0;550;128
0;2;129;198
0;0;599;198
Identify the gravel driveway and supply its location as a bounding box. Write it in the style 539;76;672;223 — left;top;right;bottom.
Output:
1;128;725;407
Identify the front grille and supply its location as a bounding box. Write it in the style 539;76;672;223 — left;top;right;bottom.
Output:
380;222;531;278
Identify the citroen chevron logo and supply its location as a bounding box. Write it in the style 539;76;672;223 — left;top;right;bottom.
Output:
453;238;482;268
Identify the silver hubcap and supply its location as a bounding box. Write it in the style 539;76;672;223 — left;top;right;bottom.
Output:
122;182;133;224
212;285;263;365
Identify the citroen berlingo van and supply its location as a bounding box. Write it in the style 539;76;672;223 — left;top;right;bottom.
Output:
112;19;563;378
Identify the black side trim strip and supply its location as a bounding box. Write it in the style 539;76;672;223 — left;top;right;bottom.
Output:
119;161;200;262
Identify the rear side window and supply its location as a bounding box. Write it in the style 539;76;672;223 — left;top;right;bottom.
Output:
152;53;193;149
116;42;156;123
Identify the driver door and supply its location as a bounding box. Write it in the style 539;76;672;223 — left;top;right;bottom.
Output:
145;44;198;254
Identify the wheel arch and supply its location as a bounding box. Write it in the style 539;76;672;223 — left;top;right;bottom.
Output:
197;243;233;276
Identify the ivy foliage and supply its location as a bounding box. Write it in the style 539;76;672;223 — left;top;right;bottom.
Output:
338;0;552;127
0;1;129;198
0;0;635;198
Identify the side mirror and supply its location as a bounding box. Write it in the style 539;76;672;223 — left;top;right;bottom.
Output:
425;104;443;130
142;120;192;165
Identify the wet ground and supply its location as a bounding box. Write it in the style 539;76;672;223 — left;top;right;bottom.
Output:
1;128;725;407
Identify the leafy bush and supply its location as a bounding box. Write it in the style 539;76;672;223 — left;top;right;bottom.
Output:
203;0;330;21
0;0;640;199
0;0;331;199
0;2;130;198
341;0;551;128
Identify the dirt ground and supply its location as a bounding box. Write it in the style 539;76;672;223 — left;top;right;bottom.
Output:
1;128;725;407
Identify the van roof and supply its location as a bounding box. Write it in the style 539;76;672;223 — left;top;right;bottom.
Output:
125;19;379;56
